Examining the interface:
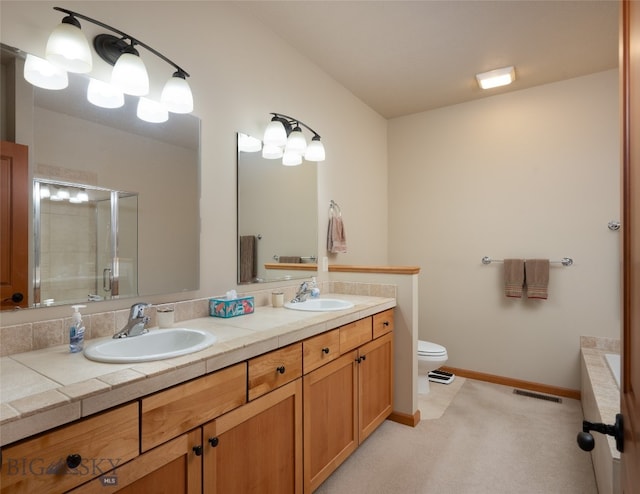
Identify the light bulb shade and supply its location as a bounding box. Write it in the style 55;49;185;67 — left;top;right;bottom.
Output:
304;138;326;162
263;120;287;147
285;128;307;155
238;133;262;153
87;78;124;108
282;149;303;166
262;144;284;159
112;52;149;96
45;18;92;73
24;54;68;90
137;97;169;123
161;73;193;113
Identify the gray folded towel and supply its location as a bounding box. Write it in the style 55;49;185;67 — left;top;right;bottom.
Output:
525;259;550;299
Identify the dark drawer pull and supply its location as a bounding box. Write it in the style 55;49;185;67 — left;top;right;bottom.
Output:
66;454;82;469
209;437;219;447
276;366;286;374
193;445;203;456
322;347;330;354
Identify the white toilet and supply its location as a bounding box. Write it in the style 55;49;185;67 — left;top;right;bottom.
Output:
417;340;452;394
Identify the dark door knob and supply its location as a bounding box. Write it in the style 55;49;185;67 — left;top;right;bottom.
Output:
577;413;623;453
192;445;203;456
276;366;285;374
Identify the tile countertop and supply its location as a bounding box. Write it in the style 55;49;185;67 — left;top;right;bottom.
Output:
0;294;395;446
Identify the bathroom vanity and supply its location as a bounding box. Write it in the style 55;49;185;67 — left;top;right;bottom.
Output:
0;296;395;493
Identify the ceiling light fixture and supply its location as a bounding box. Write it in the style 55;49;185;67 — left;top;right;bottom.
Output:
476;66;516;90
26;6;193;122
262;113;325;165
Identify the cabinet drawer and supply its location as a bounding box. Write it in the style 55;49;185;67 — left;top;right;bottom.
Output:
339;317;372;354
303;329;340;374
248;343;302;400
0;403;139;494
373;309;394;339
141;363;246;452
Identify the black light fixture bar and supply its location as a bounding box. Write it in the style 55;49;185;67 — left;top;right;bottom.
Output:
270;112;321;139
53;6;190;77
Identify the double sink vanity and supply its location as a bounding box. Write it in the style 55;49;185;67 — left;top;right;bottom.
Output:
0;294;396;493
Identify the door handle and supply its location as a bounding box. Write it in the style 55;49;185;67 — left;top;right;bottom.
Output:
577;413;623;453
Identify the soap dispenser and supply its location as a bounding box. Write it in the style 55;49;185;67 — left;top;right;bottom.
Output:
69;305;86;353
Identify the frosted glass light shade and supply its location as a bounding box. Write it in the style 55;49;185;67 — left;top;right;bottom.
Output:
87;78;124;108
282;149;303;166
238;133;262;153
263;120;287;147
161;74;193;113
262;144;284;159
137;97;168;123
45;20;92;73
304;139;326;162
285;128;307;155
24;54;68;90
112;52;149;96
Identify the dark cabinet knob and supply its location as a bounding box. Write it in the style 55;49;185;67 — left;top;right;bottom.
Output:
361;355;366;361
66;454;82;469
209;437;219;447
383;321;389;326
322;347;330;354
192;445;203;456
276;366;286;374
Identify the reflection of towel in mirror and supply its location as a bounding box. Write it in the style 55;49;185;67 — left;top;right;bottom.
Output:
525;259;550;299
504;259;525;298
279;256;301;263
327;215;347;253
239;235;257;283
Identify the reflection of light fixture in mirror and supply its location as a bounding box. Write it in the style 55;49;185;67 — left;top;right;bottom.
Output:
476;66;516;90
23;54;68;90
45;11;92;73
28;6;194;123
238;133;262;153
87;78;124;108
262;113;325;164
137;97;169;123
70;189;89;203
39;185;51;199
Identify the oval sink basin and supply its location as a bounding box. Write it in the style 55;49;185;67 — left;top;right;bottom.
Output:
84;328;217;363
284;298;354;312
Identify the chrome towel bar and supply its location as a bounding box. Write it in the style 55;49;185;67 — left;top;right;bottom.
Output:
482;256;573;266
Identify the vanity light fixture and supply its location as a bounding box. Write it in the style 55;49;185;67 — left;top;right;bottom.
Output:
27;6;194;122
475;66;516;90
262;113;325;165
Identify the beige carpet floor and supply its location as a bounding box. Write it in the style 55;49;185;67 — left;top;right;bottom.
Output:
314;379;598;494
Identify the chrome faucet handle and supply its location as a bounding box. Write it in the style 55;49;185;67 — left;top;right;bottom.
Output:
129;302;151;319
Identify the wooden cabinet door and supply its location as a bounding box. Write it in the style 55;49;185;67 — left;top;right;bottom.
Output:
303;350;358;494
0;403;139;494
203;379;303;494
358;331;394;443
68;429;202;494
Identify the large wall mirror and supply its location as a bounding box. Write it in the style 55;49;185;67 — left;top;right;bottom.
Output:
1;43;200;310
237;133;317;284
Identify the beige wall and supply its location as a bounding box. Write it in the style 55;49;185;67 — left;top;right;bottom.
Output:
0;1;388;325
388;70;620;390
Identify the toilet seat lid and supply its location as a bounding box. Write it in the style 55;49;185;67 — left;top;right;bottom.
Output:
418;340;447;356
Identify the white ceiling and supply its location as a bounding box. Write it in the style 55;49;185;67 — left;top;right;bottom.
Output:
237;0;619;119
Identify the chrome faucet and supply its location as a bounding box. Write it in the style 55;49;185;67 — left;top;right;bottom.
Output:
113;302;151;338
292;279;319;303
